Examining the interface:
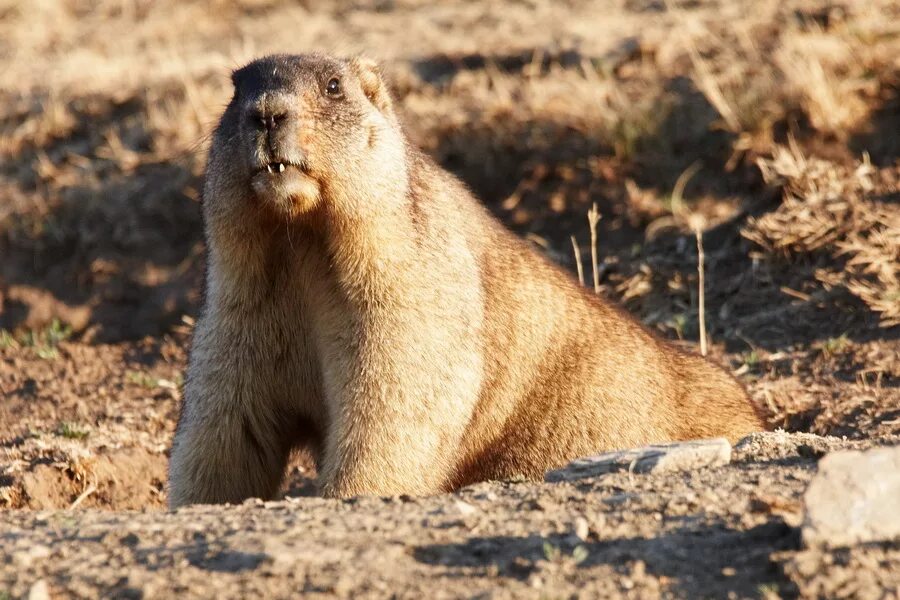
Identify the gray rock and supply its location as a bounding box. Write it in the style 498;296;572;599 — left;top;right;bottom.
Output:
545;438;732;482
802;445;900;549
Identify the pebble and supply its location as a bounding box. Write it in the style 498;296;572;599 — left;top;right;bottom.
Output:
573;517;589;541
28;579;50;600
452;500;479;516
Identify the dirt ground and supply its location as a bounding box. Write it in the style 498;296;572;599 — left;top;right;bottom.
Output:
1;432;899;599
1;0;899;598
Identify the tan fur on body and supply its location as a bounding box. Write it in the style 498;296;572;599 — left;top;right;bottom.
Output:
168;54;763;507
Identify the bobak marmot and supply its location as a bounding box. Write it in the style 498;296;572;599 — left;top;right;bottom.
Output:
168;53;763;507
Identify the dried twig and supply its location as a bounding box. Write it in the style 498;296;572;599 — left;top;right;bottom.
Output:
694;225;708;357
671;160;702;217
570;235;585;287
68;482;97;510
588;203;602;294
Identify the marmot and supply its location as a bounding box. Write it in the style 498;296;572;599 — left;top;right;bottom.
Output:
168;53;763;507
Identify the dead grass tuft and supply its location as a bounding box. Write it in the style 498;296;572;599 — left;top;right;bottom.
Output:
670;0;898;157
745;142;899;326
775;32;872;137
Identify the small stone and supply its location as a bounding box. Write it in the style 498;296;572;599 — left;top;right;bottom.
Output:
453;500;478;516
802;445;900;548
573;517;589;541
28;579;50;600
545;438;732;482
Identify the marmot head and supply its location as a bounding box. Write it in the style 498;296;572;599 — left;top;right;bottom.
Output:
205;54;403;223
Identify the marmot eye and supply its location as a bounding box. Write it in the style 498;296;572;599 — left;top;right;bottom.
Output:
325;77;342;97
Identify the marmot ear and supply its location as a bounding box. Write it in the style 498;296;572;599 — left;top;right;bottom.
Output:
350;57;396;119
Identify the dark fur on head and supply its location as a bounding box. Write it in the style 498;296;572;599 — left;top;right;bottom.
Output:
207;54;401;221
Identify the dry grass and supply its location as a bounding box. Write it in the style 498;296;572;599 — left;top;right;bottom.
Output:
667;0;899;155
745;142;899;326
775;33;871;136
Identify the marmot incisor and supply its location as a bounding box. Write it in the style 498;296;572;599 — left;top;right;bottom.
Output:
168;53;763;507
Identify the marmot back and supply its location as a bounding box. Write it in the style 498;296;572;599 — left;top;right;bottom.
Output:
168;53;763;507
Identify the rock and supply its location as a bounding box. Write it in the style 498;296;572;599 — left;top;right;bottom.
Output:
545;438;732;482
802;445;900;549
28;579;50;600
452;500;479;516
573;517;590;541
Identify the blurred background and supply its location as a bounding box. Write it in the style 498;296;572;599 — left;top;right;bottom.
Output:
0;0;898;509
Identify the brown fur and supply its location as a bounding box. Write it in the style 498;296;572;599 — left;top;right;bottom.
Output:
168;53;763;508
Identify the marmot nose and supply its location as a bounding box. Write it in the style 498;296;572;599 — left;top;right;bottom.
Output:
257;112;288;133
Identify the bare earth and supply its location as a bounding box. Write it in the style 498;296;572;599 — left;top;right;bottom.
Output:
2;432;900;598
1;0;899;598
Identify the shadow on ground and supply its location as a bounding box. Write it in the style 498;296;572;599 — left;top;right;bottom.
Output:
414;521;799;597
